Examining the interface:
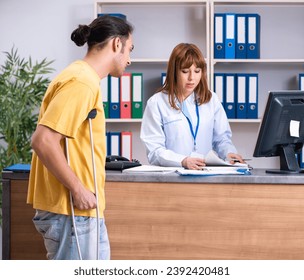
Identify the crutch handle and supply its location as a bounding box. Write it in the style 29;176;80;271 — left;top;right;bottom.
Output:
87;109;97;119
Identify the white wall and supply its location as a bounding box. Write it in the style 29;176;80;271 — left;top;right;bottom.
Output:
0;0;94;77
0;0;280;169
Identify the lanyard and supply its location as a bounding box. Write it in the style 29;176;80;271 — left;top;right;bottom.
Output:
181;100;200;151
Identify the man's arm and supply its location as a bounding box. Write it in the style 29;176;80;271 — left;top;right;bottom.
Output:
31;124;97;210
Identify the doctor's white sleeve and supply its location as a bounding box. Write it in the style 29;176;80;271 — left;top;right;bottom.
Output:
140;98;186;167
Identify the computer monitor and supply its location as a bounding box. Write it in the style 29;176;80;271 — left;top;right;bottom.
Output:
253;90;304;174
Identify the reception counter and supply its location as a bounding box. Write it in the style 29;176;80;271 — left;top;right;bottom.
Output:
2;169;304;259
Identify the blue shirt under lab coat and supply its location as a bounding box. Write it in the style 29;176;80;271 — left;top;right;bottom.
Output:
140;91;237;167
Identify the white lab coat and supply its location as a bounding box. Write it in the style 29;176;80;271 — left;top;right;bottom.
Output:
140;91;237;166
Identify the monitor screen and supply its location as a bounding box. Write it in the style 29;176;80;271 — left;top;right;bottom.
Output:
253;90;304;174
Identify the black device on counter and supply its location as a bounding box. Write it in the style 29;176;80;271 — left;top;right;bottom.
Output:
253;90;304;174
105;155;141;171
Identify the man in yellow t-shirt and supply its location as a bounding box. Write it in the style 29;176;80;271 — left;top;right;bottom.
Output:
27;15;134;260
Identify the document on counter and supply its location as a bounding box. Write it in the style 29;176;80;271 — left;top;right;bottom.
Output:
177;166;251;176
122;165;182;174
122;150;251;175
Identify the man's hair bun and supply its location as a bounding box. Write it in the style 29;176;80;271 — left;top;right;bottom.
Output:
71;25;91;47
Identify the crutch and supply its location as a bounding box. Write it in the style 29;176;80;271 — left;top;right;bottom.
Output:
65;108;99;260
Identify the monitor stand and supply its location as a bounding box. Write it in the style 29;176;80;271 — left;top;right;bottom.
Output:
266;145;303;174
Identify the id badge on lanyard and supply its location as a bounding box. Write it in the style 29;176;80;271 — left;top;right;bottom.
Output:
182;101;200;151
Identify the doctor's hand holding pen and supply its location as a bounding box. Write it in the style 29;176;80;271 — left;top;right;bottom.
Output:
226;153;245;164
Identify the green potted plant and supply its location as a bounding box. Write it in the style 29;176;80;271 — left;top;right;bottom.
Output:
0;47;54;225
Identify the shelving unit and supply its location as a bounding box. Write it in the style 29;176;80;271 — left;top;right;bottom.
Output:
210;0;304;89
95;0;304;168
210;0;304;169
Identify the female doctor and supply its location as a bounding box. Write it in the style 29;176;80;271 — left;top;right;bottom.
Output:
140;43;244;170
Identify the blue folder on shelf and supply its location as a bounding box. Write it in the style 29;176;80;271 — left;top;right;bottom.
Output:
108;75;120;118
3;164;31;172
247;73;258;119
299;148;304;169
214;13;225;59
236;73;247;119
161;72;166;85
225;73;236;118
225;13;236;59
236;14;247;59
108;131;121;156
214;73;225;107
97;13;127;20
246;14;260;59
299;73;304;90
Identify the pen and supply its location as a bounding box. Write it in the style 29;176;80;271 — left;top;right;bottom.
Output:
228;158;252;163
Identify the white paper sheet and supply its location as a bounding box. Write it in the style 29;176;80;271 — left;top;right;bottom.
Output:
122;165;181;173
205;150;249;167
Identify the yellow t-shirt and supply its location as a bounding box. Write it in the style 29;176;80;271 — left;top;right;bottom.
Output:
27;60;106;217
